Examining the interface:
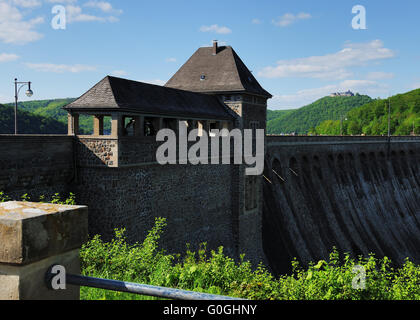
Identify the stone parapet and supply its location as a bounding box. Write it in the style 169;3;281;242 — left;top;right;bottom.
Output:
0;201;88;300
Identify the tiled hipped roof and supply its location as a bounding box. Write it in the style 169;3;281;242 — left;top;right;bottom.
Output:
64;76;234;120
165;46;272;98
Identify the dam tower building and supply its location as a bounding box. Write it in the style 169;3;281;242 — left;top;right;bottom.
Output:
63;41;272;264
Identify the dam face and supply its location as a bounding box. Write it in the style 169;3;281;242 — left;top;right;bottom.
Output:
264;136;420;275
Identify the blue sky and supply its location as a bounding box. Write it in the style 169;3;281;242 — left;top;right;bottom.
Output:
0;0;420;110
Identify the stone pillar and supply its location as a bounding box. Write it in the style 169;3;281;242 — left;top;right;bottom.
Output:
221;121;230;136
201;120;209;134
152;118;163;133
111;113;123;138
198;121;204;137
68;113;79;135
0;201;88;300
134;116;144;137
191;120;198;132
93;115;104;136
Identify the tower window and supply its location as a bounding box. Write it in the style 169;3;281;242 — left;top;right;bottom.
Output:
200;74;206;80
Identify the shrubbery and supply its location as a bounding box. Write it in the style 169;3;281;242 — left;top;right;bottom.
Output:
80;218;420;300
0;191;76;205
2;192;417;300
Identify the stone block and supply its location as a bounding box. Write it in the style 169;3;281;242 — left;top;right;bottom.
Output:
0;201;88;265
0;249;80;300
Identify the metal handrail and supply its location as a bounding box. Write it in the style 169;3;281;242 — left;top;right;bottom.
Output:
46;266;245;300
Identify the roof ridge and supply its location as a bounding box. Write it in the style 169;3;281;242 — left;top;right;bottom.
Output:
229;47;248;92
105;76;121;107
64;75;234;120
164;47;201;87
230;49;272;97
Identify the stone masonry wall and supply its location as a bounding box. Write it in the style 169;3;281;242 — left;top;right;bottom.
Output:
0;135;74;200
75;163;238;258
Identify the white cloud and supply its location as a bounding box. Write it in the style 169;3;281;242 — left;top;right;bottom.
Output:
270;79;389;109
165;57;176;63
84;1;123;14
199;24;232;34
111;70;128;77
25;62;97;73
366;72;394;80
66;4;120;23
138;79;166;86
252;18;262;24
46;0;77;3
272;12;311;27
12;0;41;8
259;40;395;80
0;2;44;44
0;53;19;62
410;82;420;90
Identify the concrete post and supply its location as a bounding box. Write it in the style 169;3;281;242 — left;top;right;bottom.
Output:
0;201;88;300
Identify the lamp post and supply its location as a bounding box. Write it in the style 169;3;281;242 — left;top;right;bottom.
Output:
340;114;348;136
14;78;34;135
387;96;391;137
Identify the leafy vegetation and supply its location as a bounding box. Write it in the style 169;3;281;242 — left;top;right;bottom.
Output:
267;94;373;134
313;89;420;136
0;191;76;205
266;109;294;122
0;103;67;134
80;218;420;300
1;191;418;300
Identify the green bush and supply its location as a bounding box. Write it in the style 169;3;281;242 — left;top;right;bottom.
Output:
0;191;76;205
80;218;420;300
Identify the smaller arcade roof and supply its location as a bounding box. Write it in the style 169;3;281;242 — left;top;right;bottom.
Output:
63;76;235;121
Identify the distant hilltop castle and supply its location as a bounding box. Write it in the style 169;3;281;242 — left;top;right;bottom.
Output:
330;90;355;97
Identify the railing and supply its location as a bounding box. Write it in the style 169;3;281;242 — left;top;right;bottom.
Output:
45;265;245;300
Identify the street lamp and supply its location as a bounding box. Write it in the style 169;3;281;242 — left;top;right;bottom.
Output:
340;114;348;136
14;78;34;135
387;95;391;138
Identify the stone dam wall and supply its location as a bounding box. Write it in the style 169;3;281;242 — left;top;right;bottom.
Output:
0;135;74;200
1;134;419;273
264;136;420;275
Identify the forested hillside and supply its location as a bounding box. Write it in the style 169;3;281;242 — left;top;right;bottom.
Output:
0;103;67;134
267;94;373;134
4;90;418;137
3;98;109;134
267;109;294;122
313;88;420;136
